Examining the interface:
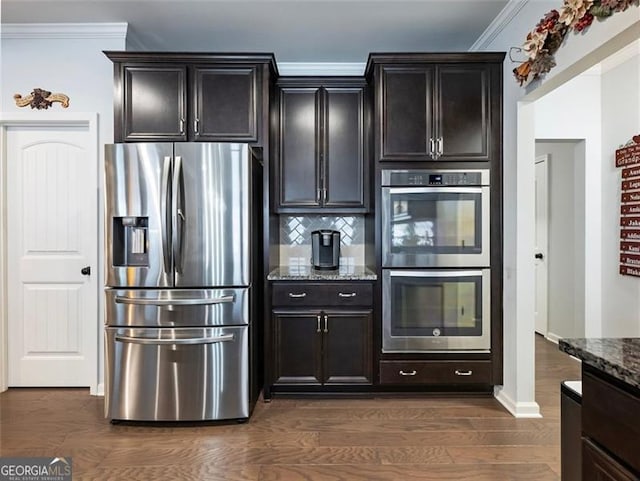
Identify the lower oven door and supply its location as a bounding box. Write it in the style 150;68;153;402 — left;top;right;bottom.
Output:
382;269;490;352
105;326;248;421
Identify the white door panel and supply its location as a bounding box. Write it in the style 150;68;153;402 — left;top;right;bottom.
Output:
535;155;549;336
7;125;97;387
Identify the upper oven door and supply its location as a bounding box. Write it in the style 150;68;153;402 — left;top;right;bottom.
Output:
382;186;490;267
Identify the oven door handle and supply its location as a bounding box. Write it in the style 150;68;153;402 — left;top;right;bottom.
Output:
114;333;235;345
386;187;483;194
115;295;235;306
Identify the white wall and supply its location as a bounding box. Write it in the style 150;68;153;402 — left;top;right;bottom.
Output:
474;2;640;416
1;24;128;393
601;49;640;337
535;140;586;339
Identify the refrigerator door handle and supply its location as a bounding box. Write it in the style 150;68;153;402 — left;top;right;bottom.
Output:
161;156;172;275
114;333;235;345
172;155;184;274
114;294;235;306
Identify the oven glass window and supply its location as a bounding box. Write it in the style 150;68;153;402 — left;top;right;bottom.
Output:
391;275;482;337
390;192;481;254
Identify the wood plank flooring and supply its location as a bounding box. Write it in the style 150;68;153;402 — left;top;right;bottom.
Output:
0;335;580;480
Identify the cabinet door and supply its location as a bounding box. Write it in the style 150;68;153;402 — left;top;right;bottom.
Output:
379;66;434;161
435;65;490;161
583;438;639;481
323;310;372;385
123;65;187;142
277;88;321;209
273;311;322;385
324;88;366;210
192;66;258;142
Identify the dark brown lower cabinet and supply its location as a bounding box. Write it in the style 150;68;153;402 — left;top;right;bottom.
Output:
272;309;372;387
583;438;639;481
581;365;640;480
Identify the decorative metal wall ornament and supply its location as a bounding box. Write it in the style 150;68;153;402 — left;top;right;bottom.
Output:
13;88;70;110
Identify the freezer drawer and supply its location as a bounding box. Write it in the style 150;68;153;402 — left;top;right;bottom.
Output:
105;326;249;421
105;288;249;327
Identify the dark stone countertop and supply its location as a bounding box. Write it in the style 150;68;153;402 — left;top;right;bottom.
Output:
267;265;377;281
559;338;640;390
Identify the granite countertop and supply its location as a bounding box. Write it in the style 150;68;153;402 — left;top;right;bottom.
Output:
267;265;377;281
559;338;640;390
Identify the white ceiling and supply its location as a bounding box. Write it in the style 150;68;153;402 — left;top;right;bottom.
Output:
1;0;509;62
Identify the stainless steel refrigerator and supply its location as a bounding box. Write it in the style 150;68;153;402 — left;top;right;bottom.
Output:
103;142;261;422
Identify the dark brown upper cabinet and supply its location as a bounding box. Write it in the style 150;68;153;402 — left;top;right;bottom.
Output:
275;78;369;213
105;52;276;144
191;65;258;142
122;64;188;142
366;53;504;162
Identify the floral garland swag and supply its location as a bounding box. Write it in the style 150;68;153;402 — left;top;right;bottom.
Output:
514;0;640;85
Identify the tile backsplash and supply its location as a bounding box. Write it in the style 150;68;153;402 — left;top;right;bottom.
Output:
279;215;365;266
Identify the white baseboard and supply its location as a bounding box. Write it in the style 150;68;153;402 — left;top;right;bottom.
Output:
94;383;105;397
494;386;542;418
545;332;561;344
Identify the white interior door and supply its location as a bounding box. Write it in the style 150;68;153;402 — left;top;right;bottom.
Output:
534;155;549;336
7;124;97;387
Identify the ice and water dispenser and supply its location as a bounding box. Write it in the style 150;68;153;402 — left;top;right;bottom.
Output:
112;217;149;267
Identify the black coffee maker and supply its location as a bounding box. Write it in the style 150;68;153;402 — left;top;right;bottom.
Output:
311;230;340;270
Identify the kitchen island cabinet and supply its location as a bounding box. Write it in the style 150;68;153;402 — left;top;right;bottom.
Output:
560;338;640;481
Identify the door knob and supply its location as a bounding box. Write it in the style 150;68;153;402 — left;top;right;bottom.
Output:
81;266;91;276
534;253;544;260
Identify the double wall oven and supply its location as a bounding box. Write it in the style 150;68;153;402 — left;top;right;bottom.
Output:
381;169;491;352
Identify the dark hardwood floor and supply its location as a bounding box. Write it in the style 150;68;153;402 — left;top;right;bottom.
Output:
0;335;580;480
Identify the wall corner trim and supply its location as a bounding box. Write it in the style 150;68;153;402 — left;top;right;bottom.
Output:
469;0;530;52
494;386;543;418
1;23;129;40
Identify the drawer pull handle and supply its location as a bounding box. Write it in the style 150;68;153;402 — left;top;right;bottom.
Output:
399;370;417;376
316;315;321;333
455;370;473;376
338;292;357;298
288;292;307;298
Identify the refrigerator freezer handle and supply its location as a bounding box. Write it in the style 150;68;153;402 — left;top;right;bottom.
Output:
114;295;235;306
114;333;235;345
161;156;172;275
173;156;183;274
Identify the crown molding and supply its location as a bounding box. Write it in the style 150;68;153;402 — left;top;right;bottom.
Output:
1;23;128;40
469;0;530;51
278;62;366;76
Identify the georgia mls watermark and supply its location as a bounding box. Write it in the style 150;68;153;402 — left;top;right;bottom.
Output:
0;457;72;481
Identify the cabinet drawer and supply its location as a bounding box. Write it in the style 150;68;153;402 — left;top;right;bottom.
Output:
583;438;639;481
582;369;640;474
379;360;491;385
272;282;373;307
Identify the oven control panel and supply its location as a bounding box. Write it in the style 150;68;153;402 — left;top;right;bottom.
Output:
382;170;489;187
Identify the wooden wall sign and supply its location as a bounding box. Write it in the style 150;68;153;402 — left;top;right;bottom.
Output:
618;135;640;277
